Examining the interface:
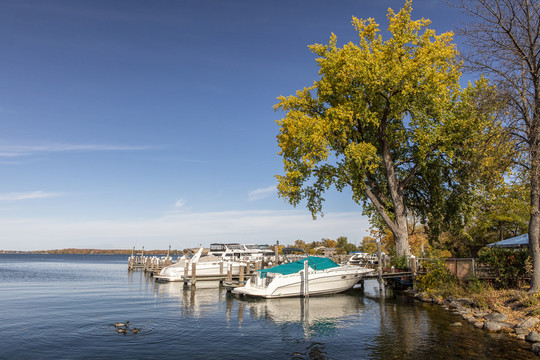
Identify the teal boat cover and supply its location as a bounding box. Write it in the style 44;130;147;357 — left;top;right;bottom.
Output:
258;257;339;277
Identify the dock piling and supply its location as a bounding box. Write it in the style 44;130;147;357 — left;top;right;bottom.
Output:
191;262;197;286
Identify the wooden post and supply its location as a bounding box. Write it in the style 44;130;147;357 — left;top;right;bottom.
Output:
274;241;279;265
220;262;224;275
227;263;232;283
303;259;309;297
239;264;245;283
191;262;197;286
377;241;383;291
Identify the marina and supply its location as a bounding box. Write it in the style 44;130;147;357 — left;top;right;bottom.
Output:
127;245;417;295
1;253;536;359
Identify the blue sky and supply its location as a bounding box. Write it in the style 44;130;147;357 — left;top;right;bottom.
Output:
0;0;464;251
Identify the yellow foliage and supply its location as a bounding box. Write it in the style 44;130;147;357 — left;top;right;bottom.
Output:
273;0;496;257
275;0;462;198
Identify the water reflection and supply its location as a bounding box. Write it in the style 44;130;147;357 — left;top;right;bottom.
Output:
235;292;365;338
146;277;537;359
152;280;230;318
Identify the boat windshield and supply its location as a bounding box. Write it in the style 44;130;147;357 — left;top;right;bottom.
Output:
210;244;226;251
257;257;339;277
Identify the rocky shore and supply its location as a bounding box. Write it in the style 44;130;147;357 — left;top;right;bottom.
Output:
407;288;540;355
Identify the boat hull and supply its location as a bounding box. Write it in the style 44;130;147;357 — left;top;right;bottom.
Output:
233;266;373;298
155;263;242;282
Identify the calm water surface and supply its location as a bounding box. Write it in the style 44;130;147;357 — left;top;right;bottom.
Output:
0;254;536;359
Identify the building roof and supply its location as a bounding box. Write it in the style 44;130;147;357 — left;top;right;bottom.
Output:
486;234;529;248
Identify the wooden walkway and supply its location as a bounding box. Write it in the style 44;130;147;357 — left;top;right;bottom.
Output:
363;271;413;280
129;253;419;290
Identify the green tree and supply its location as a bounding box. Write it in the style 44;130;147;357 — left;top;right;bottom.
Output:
322;238;337;248
336;236;348;248
293;239;307;251
454;0;540;291
363;242;377;254
274;1;497;256
472;180;529;242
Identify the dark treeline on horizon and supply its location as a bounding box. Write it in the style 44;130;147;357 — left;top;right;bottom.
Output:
0;248;184;255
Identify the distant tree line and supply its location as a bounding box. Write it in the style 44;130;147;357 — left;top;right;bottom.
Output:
290;236;359;255
0;248;184;255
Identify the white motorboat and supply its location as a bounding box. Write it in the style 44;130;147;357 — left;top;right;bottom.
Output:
209;243;275;261
232;255;374;298
347;252;369;265
154;248;242;282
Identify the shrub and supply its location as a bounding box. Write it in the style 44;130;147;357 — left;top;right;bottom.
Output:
466;276;484;293
415;259;456;294
390;255;408;270
521;293;539;308
478;247;532;289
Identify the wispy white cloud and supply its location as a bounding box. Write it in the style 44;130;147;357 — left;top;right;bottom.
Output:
0;210;370;251
0;143;154;157
248;185;276;201
0;191;61;201
174;199;186;209
0;152;23;158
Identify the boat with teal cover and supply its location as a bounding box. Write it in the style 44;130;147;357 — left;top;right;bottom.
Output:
258;257;340;277
233;256;373;299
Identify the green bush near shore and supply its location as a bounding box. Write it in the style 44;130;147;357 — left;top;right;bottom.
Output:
415;259;456;296
478;247;532;289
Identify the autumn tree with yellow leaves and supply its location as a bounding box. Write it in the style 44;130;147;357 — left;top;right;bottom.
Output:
274;1;504;256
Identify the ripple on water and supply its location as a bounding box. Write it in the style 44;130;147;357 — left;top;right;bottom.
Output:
2;255;539;360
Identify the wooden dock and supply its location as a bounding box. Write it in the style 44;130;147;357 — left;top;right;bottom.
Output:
129;251;419;290
128;255;174;274
363;271;413;280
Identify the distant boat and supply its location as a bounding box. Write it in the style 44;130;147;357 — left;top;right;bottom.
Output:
208;243;275;261
233;254;374;298
154;248;242;282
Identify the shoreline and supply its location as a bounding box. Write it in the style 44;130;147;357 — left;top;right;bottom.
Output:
0;249;182;255
406;288;540;355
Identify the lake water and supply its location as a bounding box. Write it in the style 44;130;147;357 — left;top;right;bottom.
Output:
0;254;536;359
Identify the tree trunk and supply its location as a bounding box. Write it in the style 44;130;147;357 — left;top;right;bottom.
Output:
392;189;410;256
529;156;540;292
393;215;410;256
378;123;410;257
530;82;540;292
